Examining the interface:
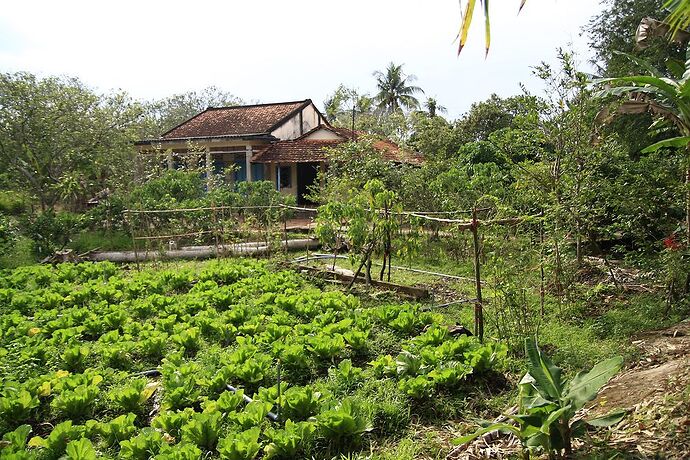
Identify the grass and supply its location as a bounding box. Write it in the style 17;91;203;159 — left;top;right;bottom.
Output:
68;230;132;253
0;237;35;269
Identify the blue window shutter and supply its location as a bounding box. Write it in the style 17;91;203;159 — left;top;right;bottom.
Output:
234;157;246;182
251;163;264;181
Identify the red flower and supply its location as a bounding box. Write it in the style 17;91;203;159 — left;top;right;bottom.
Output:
663;233;682;251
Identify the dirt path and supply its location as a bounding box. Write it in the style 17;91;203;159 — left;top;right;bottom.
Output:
585;319;690;458
448;320;690;459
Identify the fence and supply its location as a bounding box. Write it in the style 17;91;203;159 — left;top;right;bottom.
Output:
117;204;543;342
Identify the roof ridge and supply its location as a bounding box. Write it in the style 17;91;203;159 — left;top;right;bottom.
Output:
205;99;311;111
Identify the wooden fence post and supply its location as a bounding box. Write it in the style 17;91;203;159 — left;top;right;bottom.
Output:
471;207;484;342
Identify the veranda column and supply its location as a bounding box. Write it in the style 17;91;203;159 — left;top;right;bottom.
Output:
205;148;213;190
245;145;253;182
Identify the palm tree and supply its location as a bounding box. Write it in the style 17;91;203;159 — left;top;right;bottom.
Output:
666;0;690;34
373;62;424;114
423;97;447;117
595;45;690;243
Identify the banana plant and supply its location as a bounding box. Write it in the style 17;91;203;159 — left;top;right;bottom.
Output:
457;1;527;56
454;337;625;459
594;43;690;243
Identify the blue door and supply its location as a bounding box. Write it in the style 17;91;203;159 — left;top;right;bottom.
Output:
234;157;246;182
251;163;264;181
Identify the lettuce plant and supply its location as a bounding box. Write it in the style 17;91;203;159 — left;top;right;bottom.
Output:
151;408;196;440
64;438;97;460
119;428;169;460
315;398;372;446
181;411;223;450
98;413;138;446
398;375;435;398
282;386;323;421
308;334;345;361
29;420;85;460
264;420;316;459
229;400;272;430
203;389;245;415
108;379;157;415
0;386;39;424
0;424;32;456
51;384;99;419
217;427;261;460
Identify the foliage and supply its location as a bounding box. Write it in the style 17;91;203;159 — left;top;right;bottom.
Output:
315;398;373;446
373;62;424;114
455;338;625;458
216;428;261;460
0;72;142;211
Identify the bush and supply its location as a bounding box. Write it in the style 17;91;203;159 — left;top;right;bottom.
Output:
0;191;28;216
129;170;206;209
23;210;86;257
0;213;18;256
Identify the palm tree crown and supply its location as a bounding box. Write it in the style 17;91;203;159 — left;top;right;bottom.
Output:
373;62;424;114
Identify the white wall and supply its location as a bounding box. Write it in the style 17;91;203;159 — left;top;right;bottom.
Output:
270;103;323;140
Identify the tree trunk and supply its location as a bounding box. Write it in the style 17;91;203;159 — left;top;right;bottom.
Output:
686;164;690;245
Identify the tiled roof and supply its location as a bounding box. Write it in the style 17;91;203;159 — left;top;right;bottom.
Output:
252;130;425;165
160;100;311;139
252;139;342;163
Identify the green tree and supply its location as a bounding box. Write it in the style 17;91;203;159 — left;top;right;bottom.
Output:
595;42;690;243
0;72;143;211
145;86;243;137
423;97;446;117
454;94;541;145
586;0;677;77
373;63;424;114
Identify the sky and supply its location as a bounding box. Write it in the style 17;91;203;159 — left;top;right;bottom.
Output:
0;1;604;120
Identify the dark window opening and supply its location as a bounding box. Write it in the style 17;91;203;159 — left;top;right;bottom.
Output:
279;166;292;189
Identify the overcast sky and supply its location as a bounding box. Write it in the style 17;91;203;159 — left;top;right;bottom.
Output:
0;1;605;119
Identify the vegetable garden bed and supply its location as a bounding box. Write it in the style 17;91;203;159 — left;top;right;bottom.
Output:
0;259;506;459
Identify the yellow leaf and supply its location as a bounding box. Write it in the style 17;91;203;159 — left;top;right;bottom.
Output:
140;383;158;403
56;370;69;379
91;375;103;386
28;327;41;337
458;0;477;55
37;381;51;397
28;436;46;448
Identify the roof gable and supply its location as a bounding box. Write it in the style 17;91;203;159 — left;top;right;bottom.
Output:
160;100;312;140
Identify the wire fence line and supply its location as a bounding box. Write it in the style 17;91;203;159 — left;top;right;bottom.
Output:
121;202;542;342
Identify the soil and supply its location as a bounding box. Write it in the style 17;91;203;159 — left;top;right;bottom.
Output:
582;319;690;459
447;319;690;459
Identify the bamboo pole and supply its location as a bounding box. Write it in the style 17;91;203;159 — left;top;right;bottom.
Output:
471;207;484;342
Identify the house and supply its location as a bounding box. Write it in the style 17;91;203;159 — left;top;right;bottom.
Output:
136;99;423;205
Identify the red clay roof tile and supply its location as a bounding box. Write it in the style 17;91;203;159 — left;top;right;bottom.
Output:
251;134;424;165
161;100;310;139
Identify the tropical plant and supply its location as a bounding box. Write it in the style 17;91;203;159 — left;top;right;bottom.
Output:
373;62;424;113
457;1;527;56
595;42;690;243
454;337;625;459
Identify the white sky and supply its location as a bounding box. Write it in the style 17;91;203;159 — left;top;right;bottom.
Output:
0;1;604;119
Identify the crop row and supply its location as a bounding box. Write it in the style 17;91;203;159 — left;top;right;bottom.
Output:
0;260;505;459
